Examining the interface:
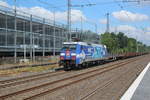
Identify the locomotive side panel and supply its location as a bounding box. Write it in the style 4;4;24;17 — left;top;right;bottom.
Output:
60;42;108;70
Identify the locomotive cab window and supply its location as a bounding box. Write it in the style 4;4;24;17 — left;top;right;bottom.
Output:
62;44;76;50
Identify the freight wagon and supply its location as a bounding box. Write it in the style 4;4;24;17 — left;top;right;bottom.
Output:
59;42;147;70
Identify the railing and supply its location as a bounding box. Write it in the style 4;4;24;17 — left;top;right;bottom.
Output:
0;5;67;29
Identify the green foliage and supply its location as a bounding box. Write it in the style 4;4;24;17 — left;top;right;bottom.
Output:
101;32;118;53
127;38;136;52
100;32;150;54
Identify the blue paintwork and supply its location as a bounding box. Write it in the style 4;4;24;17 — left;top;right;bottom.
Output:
60;42;108;65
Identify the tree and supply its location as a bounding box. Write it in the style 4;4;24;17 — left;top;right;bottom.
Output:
101;32;118;54
117;32;128;48
100;32;150;54
127;38;136;52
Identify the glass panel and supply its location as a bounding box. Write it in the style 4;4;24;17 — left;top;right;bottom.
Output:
25;32;30;45
7;30;15;46
39;35;43;48
17;18;24;31
17;31;23;45
7;15;14;29
0;29;6;46
50;36;53;48
62;44;76;50
0;13;6;28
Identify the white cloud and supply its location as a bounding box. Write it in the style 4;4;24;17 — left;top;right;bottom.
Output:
71;10;87;23
99;19;107;24
146;27;150;32
55;9;86;23
0;1;86;23
0;1;10;7
99;25;150;45
112;10;149;22
116;25;137;32
19;7;86;23
110;25;150;46
19;6;54;20
136;0;150;6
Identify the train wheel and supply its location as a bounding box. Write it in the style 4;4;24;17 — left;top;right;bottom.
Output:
84;62;89;68
64;65;70;71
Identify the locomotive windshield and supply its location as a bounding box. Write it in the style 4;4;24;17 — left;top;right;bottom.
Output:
62;44;76;50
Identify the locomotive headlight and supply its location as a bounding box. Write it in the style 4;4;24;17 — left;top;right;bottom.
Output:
71;53;76;56
71;53;76;60
60;53;65;56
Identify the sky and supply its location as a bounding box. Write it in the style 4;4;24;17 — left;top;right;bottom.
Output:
0;0;150;46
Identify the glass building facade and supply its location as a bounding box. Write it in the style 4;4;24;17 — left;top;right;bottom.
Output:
0;6;100;62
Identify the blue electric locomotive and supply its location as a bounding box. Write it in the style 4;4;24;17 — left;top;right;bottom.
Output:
59;42;108;70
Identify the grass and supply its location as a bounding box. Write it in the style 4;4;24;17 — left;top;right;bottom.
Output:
0;56;59;67
0;64;59;76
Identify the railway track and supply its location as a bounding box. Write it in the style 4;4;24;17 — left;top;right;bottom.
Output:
0;56;141;88
79;64;142;100
0;70;66;89
79;56;148;100
24;57;140;100
0;56;141;100
0;70;63;84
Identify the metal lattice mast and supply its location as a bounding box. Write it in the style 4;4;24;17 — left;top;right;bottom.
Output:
67;0;72;42
14;0;17;63
80;16;83;40
106;13;110;33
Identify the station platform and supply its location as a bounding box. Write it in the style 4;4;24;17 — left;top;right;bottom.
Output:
121;62;150;100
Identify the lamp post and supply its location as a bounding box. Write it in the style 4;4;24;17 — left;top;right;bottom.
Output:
53;10;56;56
14;0;17;63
